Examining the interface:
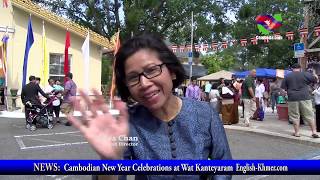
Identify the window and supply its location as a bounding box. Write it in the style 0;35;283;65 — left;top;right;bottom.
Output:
49;53;71;84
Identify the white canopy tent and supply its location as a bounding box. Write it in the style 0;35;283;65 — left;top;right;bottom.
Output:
197;70;233;81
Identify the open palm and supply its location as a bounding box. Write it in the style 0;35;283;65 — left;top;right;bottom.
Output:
67;89;129;159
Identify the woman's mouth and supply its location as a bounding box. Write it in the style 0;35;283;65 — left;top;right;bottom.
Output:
143;90;160;101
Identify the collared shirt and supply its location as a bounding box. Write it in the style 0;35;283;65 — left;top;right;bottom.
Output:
205;83;212;93
255;83;265;98
64;79;77;102
185;84;200;100
121;98;232;180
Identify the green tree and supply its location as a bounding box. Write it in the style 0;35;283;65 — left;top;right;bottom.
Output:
101;56;113;85
200;50;236;74
32;0;237;42
201;55;221;74
32;0;121;39
230;0;303;69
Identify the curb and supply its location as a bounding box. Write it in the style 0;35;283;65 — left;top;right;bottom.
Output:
224;125;320;147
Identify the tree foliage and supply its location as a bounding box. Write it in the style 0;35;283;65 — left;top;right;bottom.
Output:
32;0;121;38
230;0;303;69
32;0;307;77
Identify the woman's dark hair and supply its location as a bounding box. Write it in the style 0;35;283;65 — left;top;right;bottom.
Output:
115;34;185;102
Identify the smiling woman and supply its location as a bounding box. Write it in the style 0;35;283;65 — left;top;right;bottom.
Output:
67;34;232;180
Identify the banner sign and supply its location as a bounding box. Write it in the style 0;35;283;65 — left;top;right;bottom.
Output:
0;160;319;175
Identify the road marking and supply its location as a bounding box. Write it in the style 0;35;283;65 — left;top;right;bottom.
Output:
311;155;320;159
26;137;66;144
246;175;269;180
14;131;80;138
20;141;88;150
57;175;69;180
246;154;320;180
64;133;83;137
15;137;26;149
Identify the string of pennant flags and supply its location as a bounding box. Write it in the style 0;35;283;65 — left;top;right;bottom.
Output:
170;26;320;52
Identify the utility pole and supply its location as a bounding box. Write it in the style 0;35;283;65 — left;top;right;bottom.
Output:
189;11;194;82
300;0;310;70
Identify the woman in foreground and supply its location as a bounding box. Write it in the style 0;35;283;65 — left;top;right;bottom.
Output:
68;34;232;180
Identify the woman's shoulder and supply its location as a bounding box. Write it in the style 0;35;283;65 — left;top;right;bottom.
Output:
181;97;211;113
128;103;149;117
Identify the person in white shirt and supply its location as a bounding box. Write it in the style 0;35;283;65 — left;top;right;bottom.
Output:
43;78;55;117
209;83;220;111
220;81;238;124
205;81;212;101
312;83;320;132
252;79;265;120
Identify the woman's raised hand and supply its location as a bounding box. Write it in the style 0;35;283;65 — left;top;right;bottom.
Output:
67;89;129;159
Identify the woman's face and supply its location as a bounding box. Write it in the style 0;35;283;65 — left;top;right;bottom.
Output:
124;49;176;111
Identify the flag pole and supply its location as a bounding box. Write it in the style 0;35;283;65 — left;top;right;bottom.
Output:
109;29;120;109
189;11;193;83
42;20;45;87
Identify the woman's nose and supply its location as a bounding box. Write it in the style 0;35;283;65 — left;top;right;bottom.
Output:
139;75;152;88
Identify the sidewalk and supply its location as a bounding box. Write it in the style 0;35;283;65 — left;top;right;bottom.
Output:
0;109;81;118
224;106;320;145
1;106;320;145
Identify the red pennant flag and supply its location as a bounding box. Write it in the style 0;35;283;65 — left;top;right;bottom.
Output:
171;45;178;52
314;26;320;37
211;42;218;50
202;43;208;52
286;31;294;40
186;44;192;51
3;0;8;8
274;32;281;37
194;44;200;52
64;31;70;83
250;37;258;45
240;39;247;47
179;45;185;52
299;28;308;39
222;41;228;49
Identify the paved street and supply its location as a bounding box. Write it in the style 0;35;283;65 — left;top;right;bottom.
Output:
0;108;319;180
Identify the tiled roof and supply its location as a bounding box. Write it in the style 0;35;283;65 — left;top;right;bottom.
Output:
12;0;114;49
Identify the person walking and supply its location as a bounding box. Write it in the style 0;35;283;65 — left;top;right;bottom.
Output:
185;79;200;100
209;83;220;111
52;80;64;123
21;75;49;130
270;78;281;113
0;77;5;105
221;81;238;125
281;63;319;138
61;72;77;126
241;69;256;127
204;81;212;101
252;79;265;120
312;82;320;132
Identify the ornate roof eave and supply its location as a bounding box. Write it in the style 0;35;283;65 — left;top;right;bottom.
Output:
11;0;114;50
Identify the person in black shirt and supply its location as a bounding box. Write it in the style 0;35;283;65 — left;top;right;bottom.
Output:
21;75;49;129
